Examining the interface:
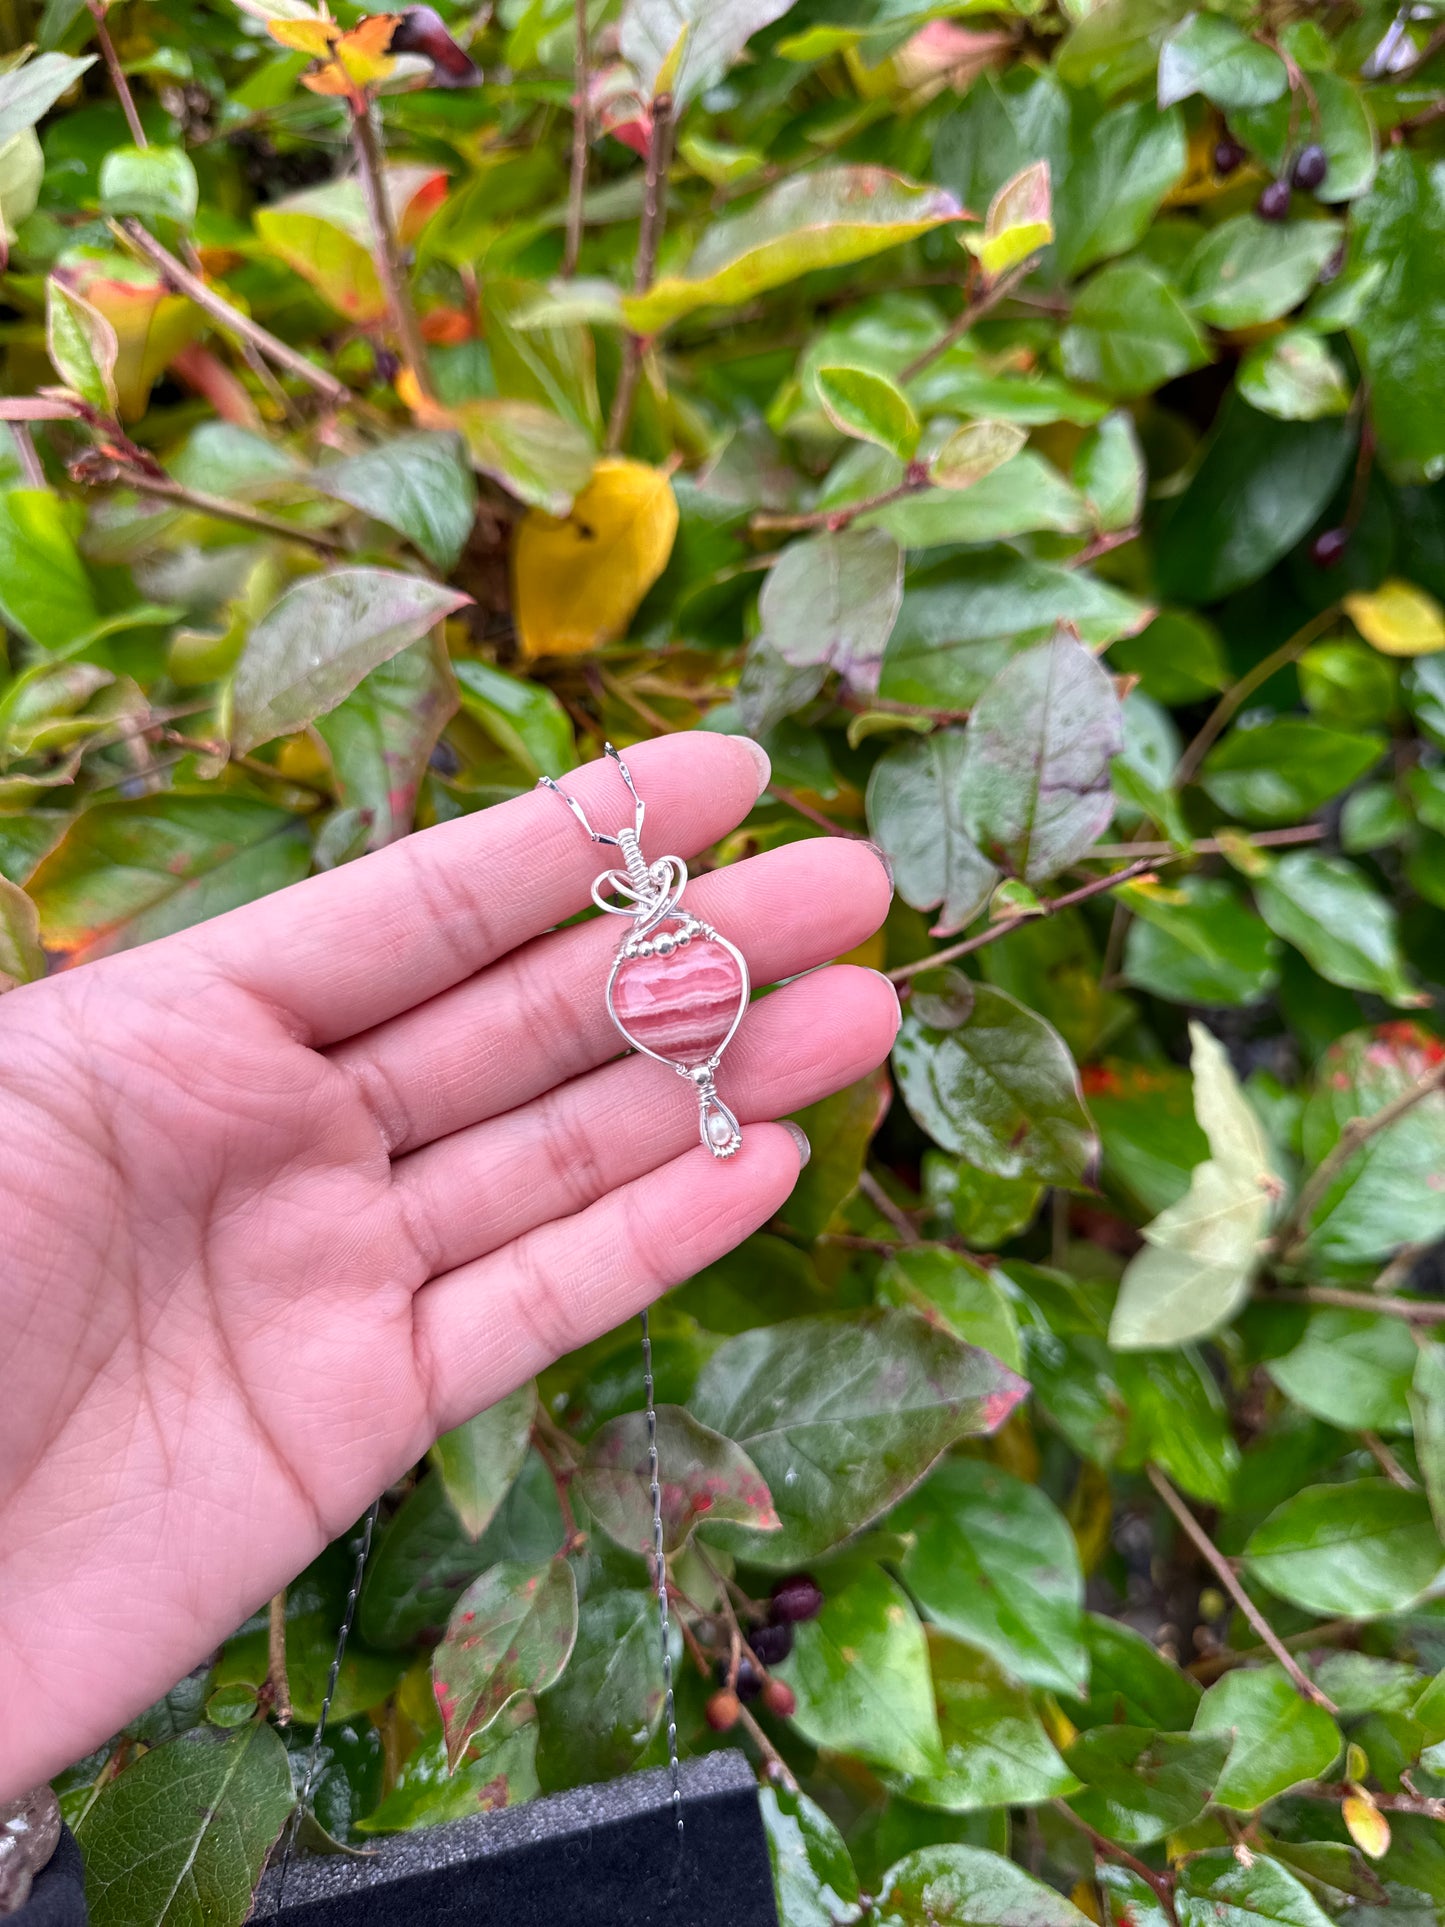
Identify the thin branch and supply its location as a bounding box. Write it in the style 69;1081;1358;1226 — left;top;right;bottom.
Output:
266;1591;292;1725
899;260;1032;383
1188;1614;1361;1684
769;784;869;840
859;1169;921;1244
87;0;147;147
351;103;436;402
11;424;45;489
1271;1057;1445;1264
1362;1431;1419;1489
1148;1465;1338;1713
749;473;926;535
888;856;1159;984
117;221;353;408
562;0;589;277
606;91;673;452
1174;607;1339;788
99;463;344;554
1053;1803;1179;1925
1266;1284;1445;1327
1088;824;1325;861
1069;524;1140;569
1301;1783;1445;1820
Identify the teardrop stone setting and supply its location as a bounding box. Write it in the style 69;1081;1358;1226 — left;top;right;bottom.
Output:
610;931;746;1066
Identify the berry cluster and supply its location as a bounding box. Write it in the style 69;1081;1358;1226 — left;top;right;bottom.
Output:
1213;126;1330;221
704;1573;824;1732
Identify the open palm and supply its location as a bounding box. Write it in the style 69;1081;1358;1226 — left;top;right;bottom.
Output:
0;733;896;1799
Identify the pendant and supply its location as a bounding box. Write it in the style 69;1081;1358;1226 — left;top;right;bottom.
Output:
539;746;750;1159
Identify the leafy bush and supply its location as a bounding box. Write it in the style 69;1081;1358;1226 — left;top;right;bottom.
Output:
6;0;1445;1918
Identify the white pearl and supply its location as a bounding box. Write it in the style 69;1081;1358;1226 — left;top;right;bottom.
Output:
708;1113;735;1147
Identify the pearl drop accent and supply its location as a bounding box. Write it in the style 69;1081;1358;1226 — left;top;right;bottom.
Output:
708;1112;737;1147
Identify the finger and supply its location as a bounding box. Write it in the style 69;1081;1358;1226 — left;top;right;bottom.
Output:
182;733;770;1045
414;1125;807;1432
396;965;897;1277
333;835;892;1155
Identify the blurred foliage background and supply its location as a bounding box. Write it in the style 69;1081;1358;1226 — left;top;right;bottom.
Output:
4;0;1445;1917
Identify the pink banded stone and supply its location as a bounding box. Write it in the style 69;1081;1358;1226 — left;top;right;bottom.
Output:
611;936;745;1065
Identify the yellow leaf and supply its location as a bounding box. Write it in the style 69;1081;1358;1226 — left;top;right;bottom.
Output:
267;16;338;54
1070;1881;1102;1925
335;13;401;83
1345;579;1445;656
512;458;678;658
1343;1790;1391;1860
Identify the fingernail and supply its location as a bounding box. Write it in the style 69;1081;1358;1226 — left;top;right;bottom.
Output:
736;735;771;796
866;968;903;1024
863;840;895;897
780;1120;811;1167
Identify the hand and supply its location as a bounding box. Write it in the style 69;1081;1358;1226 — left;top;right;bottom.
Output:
0;733;896;1798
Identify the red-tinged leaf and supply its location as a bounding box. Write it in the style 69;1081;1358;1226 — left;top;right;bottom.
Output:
433;1556;578;1768
577;1405;780;1556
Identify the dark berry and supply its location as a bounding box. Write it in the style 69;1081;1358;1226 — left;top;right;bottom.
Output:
762;1679;797;1718
705;1689;740;1732
1310;526;1351;570
1319;243;1346;285
1256;180;1292;222
1214;135;1247;177
750;1620;794;1667
1291;143;1329;192
735;1658;764;1702
770;1575;825;1624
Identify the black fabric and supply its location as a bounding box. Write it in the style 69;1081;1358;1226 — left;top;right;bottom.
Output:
7;1826;87;1927
257;1751;779;1927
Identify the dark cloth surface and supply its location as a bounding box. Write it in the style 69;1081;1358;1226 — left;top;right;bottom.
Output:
7;1826;87;1927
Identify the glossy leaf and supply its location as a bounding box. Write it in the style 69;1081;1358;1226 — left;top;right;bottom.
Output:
689;1306;1026;1565
1156;13;1286;110
230;568;469;755
874;1845;1095;1927
894;972;1098;1186
1410;1343;1445;1544
1065;1726;1231;1845
894;1458;1086;1693
761;527;903;695
1239;331;1351;422
760;1786;865;1927
578;1403;778;1555
46;278;117;415
623;171;964;333
99;145;199;226
433;1556;578;1766
1053;100;1186;281
816;365;918;459
966;161;1052;280
316;636;457;849
314;432;478;572
958;634;1123;885
1123;877;1280;1009
1061;262;1209;399
1348;152;1445;483
1201;722;1382;827
867;731;998;936
1194;1665;1342;1810
621;0;799;107
441;399;595;517
453;659;575;779
1245;1481;1445;1618
1184;218;1341;330
513;459;676;657
1176;1852;1339;1927
535;1589;662;1787
430;1383;537;1541
1254;852;1419;1006
1268;1310;1415;1435
0;873;43;989
877;1245;1023;1371
359;1716;539;1831
927;420;1028;493
255;205;387;323
1346;580;1445;657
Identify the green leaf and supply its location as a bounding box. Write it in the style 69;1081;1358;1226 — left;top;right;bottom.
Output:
315;637;457;850
1245;1480;1445;1617
255;204;387;324
689;1307;1026;1566
46;277;118;415
0;52;95;147
1176;1852;1340;1927
535;1589;662;1787
1116;1346;1240;1505
877;1245;1023;1371
358;1716;539;1831
1154;396;1355;600
875;1844;1095;1927
314;433;478;572
433;1555;579;1767
29;796;308;962
453;657;575;780
816;364;919;459
1087;1061;1209;1220
1123;877;1281;1009
1268;1310;1416;1435
1054;100;1187;281
1239;330;1351;422
880;1636;1079;1812
577;1403;779;1555
1296;1024;1445;1263
98;145;199;225
894;1457;1086;1694
927;420;1029;493
76;1724;295;1927
880;550;1148;708
893;972;1099;1187
760;528;903;694
620;0;800;107
1233;68;1378;204
1071;1613;1202;1731
1410;1344;1445;1544
1348;152;1445;484
1254;852;1419;1005
1201;722;1383;827
1061;262;1209;399
1184;217;1342;331
965;161;1053;280
1110;1022;1276;1350
445;399;596;516
0;873;43;988
863;451;1088;549
778;1563;944;1778
482;276;600;439
781;1068;892;1244
760;1786;865;1927
623;170;964;333
958;634;1122;885
1194;1665;1342;1810
229;568;471;755
1074;411;1144;533
1156;12;1286;110
867;730;999;936
1110;609;1229;706
1065;1726;1232;1845
214;1610;404;1724
430;1383;537;1540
